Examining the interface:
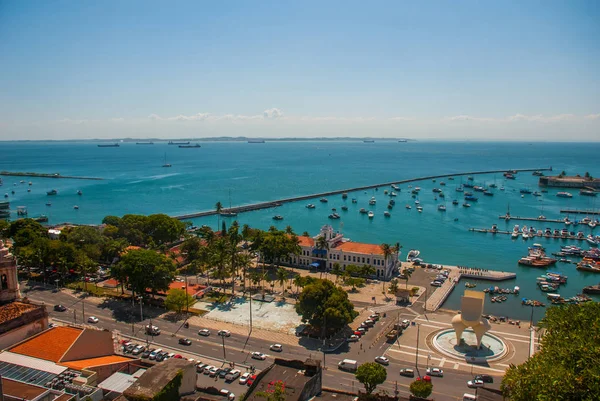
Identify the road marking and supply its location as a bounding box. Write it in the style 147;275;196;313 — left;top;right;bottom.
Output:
439;357;446;367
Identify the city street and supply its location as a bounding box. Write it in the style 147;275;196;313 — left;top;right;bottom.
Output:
23;282;502;400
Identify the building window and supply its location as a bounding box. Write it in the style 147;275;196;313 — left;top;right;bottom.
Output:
344;255;346;261
367;258;370;264
353;256;356;262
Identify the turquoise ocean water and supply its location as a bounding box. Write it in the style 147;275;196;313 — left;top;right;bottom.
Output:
1;141;599;320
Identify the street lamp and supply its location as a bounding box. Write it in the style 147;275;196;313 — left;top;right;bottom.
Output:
221;335;227;361
138;296;144;322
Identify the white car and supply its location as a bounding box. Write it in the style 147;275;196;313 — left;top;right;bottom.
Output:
198;329;211;336
219;389;235;400
426;368;444;377
346;335;359;342
467;379;484;388
270;344;283;352
239;372;251;385
401;319;411;329
218;330;231;337
251;352;266;360
203;365;215;375
87;316;99;324
374;356;389;365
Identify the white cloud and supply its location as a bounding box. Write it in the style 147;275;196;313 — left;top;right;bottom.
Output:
263;108;283;119
585;113;600;120
389;117;415;121
445;115;497;122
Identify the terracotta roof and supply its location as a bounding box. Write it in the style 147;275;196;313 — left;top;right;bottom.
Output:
335;242;385;255
10;326;82;363
297;236;314;247
60;355;132;370
164;281;207;296
124;246;141;251
0;302;39;325
1;377;47;400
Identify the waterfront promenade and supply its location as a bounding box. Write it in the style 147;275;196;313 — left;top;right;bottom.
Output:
0;171;104;180
174;167;552;220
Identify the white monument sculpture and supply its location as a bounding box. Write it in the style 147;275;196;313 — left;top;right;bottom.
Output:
451;290;491;349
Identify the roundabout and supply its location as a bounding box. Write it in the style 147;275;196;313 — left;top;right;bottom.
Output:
432;328;508;362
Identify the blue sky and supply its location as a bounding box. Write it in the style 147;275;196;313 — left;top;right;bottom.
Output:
1;1;598;140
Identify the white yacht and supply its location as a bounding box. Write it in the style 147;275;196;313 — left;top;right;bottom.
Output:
368;211;374;218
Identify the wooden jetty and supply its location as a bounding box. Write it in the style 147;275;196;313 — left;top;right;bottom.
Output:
173;167;552;220
560;209;600;215
498;215;566;223
0;171;103;180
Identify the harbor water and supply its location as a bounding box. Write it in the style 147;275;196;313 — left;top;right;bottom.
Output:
1;140;599;320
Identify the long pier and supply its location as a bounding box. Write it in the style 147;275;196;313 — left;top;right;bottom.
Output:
470;227;587;241
498;215;567;223
560;209;600;215
0;171;103;180
173;167;552;220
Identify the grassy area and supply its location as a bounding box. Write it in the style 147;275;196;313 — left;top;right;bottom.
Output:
66;281;122;298
200;290;230;304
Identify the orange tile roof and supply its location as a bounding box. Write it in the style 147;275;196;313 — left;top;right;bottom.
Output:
167;281;207;296
297;236;315;247
60;355;132;370
0;302;39;325
336;242;384;255
11;326;82;362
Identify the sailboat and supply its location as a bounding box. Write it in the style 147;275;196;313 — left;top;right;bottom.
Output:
220;189;237;217
162;153;172;168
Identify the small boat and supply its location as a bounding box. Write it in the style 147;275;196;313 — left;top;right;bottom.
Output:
351;198;357;203
580;190;597;197
45;202;51;206
390;192;397;197
77;190;82;195
47;189;57;196
328;213;340;219
368;211;374;218
464;195;478;201
415;200;420;205
168;141;190;145
162;152;172;167
556;192;573;198
342;193;348;199
448;177;454;180
331;208;337;212
97;143;120;147
384;211;391;217
341;205;348;211
438;205;446;211
391;184;400;190
489;183;497;188
389;199;396;205
465;283;476;288
440;181;446;186
500;186;505;191
272;215;283;220
28;182;32;185
463;203;471;208
467;176;474;181
27;189;31;192
387;204;393;210
520;189;532;194
3;194;7;198
532;191;542;197
73;205;79;210
452;199;459;205
369;197;377;205
359;208;368;214
455;186;464;193
178;143;201;148
483;191;494;196
432;188;442;193
405;204;411;209
306;204;315;209
417;206;423;212
320;198;328;203
473;186;485;192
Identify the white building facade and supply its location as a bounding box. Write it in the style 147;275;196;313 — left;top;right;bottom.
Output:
289;225;399;280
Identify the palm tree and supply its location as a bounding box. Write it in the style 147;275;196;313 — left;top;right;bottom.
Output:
285;225;294;235
403;268;413;289
276;267;289;293
302;231;310;237
293;275;305;295
331;262;342;284
315;236;329;277
215;201;223;229
380;243;392;294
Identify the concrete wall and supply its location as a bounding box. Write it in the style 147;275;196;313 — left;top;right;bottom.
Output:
297;371;322;401
0;316;48;351
179;363;196;396
87;361;132;384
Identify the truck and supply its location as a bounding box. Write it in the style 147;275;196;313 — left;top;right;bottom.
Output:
145;325;161;336
338;359;358;372
385;323;404;341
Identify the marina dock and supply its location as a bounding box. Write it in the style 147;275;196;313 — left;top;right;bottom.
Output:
174;167;552;220
425;265;516;311
470;227;588;241
0;171;104;180
560;209;600;215
498;215;567;223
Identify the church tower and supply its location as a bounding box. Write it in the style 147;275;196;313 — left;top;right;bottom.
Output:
0;240;20;304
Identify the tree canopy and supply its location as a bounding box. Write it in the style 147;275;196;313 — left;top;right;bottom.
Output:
501;302;600;401
295;278;358;332
164;289;196;314
409;379;433;399
355;362;387;394
116;249;175;297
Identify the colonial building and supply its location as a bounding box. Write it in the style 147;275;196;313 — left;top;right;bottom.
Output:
0;239;20;304
289;225;399;280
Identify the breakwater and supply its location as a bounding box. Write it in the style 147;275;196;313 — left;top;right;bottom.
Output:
560;209;600;215
173;167;552;220
498;215;566;223
0;171;104;180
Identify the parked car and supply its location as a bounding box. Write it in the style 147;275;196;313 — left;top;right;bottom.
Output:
430;281;443;287
219;389;235;400
363;319;375;327
269;344;283;352
353;331;363;337
218;330;231;337
474;374;494;383
246;375;257;386
225;369;241;382
346;335;359;342
467;379;484;388
53;304;67;312
369;314;380;321
417;375;432;383
357;327;367;334
149;349;162;360
400;368;415;377
203;365;215;375
131;345;145;355
141;348;154;359
375;356;389;365
87;316;99;324
178;338;192;346
401;319;411;329
239;372;251;385
196;363;208;373
198;329;211;336
209;366;220;377
251;352;266;360
219;368;232;378
426;368;444;377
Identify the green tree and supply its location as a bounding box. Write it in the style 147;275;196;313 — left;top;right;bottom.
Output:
380;243;392;292
331;263;343;284
102;215;122;227
146;214;186;246
410;380;433;399
255;380;286;401
117;249;175;298
501;302;600;401
302;231;310;237
276;267;289;292
355;362;387;395
295;278;358;333
0;220;10;239
215;201;223;229
165;288;196;314
388;278;399;295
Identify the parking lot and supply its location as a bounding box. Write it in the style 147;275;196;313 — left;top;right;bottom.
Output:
195;363;256;400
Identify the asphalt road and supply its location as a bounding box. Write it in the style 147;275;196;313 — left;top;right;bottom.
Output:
23;283;495;401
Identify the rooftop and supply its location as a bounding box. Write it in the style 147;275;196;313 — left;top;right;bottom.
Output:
10;326;82;363
334;242;386;256
246;363;315;401
60;355;133;370
124;358;192;399
98;370;145;394
297;236;315;247
1;377;47;400
0;301;41;326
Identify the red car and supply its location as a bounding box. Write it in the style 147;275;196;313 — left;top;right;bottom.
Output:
246;375;257;386
353;331;363;337
417;375;432;382
173;354;183;359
